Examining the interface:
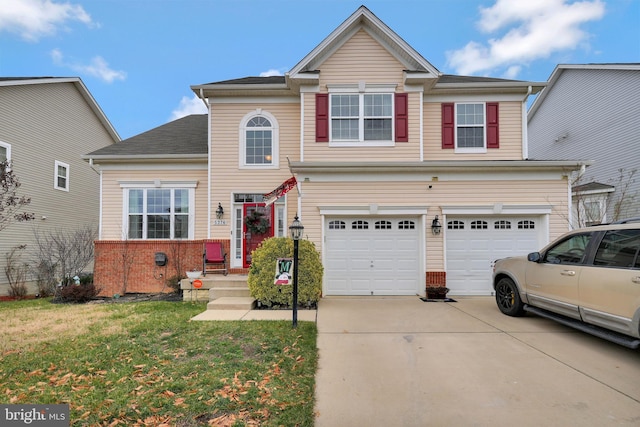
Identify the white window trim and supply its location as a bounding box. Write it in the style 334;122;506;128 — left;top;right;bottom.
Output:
120;183;196;240
573;194;608;227
328;83;397;147
0;141;11;162
239;109;279;170
454;102;487;154
54;160;70;191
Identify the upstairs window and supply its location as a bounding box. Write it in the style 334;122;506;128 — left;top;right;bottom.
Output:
331;93;393;141
240;110;279;168
442;102;499;151
54;161;69;191
457;103;485;148
316;90;408;145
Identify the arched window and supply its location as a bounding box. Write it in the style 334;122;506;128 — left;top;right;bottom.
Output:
240;110;279;168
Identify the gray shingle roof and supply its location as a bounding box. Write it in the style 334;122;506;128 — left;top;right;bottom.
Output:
201;76;286;85
200;74;527;86
86;114;207;157
437;74;527;84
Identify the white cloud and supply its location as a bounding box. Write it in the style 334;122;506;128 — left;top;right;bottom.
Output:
170;95;208;121
51;49;126;83
0;0;94;41
260;69;284;77
446;0;605;77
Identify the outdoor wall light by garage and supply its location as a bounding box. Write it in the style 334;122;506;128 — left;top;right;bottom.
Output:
216;203;224;219
431;215;442;235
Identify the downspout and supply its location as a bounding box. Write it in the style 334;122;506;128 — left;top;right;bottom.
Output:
522;85;532;159
419;91;424;162
88;158;104;239
201;88;212;239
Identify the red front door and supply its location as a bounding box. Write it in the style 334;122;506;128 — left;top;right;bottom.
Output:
242;203;275;268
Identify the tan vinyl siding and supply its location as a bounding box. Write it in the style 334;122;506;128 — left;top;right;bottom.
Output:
303;92;421;161
319;29;405;88
100;169;208;240
424;101;524;160
0;82;116;290
210;102;299;238
302;30;421;161
298;177;569;271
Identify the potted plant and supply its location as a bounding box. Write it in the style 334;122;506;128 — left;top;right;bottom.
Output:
426;286;449;300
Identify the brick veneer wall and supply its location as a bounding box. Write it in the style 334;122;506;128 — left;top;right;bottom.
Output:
94;240;232;296
426;271;447;290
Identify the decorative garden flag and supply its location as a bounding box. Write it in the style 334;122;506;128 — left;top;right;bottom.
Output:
274;258;293;285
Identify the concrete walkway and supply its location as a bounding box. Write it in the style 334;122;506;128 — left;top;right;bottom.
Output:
314;296;640;427
190;307;317;322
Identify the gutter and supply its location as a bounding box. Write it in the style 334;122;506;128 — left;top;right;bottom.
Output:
289;160;592;174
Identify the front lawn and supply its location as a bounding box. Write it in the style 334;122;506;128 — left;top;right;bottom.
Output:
0;299;317;426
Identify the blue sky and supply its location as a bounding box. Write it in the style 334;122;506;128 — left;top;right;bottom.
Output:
1;0;638;139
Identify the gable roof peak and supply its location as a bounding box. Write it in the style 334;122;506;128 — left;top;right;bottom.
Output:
288;5;440;79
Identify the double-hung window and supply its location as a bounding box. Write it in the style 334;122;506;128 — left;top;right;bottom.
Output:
0;141;10;163
54;161;69;191
442;102;499;151
123;183;195;239
456;103;485;149
330;93;393;143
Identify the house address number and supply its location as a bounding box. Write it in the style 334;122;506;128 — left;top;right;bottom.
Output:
213;219;227;226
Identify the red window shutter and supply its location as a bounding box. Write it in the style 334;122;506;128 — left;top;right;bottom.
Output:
441;103;455;149
486;102;499;148
394;93;408;142
316;93;329;142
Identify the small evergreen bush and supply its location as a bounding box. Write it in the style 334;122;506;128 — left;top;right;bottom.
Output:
248;237;323;308
57;283;101;303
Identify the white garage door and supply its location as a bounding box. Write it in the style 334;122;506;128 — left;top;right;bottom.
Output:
446;217;541;295
325;217;421;296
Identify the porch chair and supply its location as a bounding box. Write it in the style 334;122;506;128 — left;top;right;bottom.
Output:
203;241;228;276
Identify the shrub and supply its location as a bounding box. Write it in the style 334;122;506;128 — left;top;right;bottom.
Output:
57;283;101;303
165;274;185;293
248;237;323;307
34;260;57;297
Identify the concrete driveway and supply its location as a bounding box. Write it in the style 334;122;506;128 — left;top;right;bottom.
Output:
314;296;640;426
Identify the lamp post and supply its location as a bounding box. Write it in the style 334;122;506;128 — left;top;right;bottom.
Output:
289;215;304;328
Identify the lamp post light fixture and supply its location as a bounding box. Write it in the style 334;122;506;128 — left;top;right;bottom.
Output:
289;215;304;328
431;215;442;235
216;203;224;219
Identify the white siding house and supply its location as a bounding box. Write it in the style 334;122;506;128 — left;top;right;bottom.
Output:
528;64;640;227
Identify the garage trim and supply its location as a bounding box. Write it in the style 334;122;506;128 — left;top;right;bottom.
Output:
319;205;429;216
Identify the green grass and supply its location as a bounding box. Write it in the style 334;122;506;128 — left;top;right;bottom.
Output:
0;299;318;426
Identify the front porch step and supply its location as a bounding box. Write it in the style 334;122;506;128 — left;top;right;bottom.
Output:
207;297;256;310
181;274;251;302
210;287;251;299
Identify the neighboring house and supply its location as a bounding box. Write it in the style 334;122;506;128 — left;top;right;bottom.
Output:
0;77;120;295
87;6;587;297
528;64;640;228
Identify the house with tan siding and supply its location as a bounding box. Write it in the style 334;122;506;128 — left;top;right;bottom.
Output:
0;77;119;295
86;6;588;298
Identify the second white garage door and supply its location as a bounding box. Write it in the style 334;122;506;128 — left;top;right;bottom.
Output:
446;216;541;295
324;217;421;296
